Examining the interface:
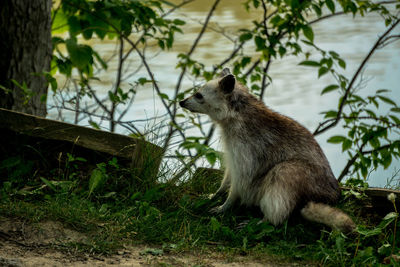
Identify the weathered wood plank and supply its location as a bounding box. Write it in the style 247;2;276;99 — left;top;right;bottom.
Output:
0;108;163;174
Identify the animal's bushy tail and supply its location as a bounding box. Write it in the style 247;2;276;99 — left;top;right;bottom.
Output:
301;201;356;233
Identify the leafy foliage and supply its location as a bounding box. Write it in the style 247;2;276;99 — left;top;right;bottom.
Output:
50;0;185;131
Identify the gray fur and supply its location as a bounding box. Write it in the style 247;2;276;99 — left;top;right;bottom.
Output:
179;68;355;233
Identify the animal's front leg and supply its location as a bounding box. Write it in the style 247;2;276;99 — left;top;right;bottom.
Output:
209;189;237;214
209;170;231;200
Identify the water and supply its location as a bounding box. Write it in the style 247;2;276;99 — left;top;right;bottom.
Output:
49;0;400;187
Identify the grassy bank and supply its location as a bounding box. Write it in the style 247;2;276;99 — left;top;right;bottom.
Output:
1;153;399;266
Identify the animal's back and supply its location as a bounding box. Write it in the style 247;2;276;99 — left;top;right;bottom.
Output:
220;92;339;207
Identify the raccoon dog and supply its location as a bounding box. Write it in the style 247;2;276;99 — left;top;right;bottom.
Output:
179;68;355;233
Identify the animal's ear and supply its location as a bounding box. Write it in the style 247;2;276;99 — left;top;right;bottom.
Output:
219;68;231;78
219;74;235;94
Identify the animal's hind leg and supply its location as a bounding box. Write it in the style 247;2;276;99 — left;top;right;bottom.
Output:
259;184;294;225
257;161;303;225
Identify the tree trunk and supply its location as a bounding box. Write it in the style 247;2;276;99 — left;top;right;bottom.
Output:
0;0;52;117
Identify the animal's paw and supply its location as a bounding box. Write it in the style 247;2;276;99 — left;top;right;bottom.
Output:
209;205;224;214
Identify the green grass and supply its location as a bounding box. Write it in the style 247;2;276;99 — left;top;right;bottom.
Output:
1;155;399;265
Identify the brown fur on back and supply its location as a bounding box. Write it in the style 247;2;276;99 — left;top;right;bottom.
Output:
219;84;340;207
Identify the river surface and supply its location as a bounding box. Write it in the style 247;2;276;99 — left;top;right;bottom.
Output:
49;0;400;187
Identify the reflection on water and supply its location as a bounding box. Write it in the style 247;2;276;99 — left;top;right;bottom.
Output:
49;0;400;187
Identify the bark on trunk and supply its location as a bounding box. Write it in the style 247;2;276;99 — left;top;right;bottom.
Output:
0;0;52;117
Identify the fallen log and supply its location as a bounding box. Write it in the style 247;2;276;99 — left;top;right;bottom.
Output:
0;108;163;179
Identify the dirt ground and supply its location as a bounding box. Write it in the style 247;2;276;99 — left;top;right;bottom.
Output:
0;217;302;267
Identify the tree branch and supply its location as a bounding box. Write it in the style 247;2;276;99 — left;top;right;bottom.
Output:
313;18;400;136
338;143;392;182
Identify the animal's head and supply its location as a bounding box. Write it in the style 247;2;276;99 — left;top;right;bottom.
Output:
179;68;244;121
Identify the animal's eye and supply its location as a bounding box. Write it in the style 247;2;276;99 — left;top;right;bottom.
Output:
194;92;203;100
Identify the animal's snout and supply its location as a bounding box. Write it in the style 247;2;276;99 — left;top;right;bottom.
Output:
179;99;187;107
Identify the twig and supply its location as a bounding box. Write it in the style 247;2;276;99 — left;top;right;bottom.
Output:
338;143;392;182
172;0;221;111
163;0;221;152
259;0;272;100
314;18;400;136
110;37;124;132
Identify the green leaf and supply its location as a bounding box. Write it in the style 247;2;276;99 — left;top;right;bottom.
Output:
254;36;266;50
378;211;398;229
205;152;217;165
318;67;329;77
323;110;338;118
173;19;185;25
89;169;106;196
360;165;368;178
312;4;322;16
138;77;150;85
278;45;286;57
66;39;93;70
241;56;251;67
369;137;380;149
299;60;320;67
108;91;119;103
89;120;100;130
88;13;111;40
382;154;392;169
321;84;339;95
357;227;382;237
326;0;335;13
252;0;260;8
158;93;169;100
67;16;81;37
389;115;400;125
342;139;352;152
376;89;390;94
378;95;397;106
327;135;346;144
338;59;346;69
383;212;398;221
239;32;253;42
52;10;69;34
56;58;72;76
302;25;314;42
158;39;165;50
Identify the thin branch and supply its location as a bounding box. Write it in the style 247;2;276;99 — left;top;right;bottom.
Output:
172;0;221;109
258;0;272;100
162;0;196;17
244;59;261;78
85;81;110;115
213;42;245;71
110;37;124;132
313;18;400;136
163;0;221;152
338;143;392;182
